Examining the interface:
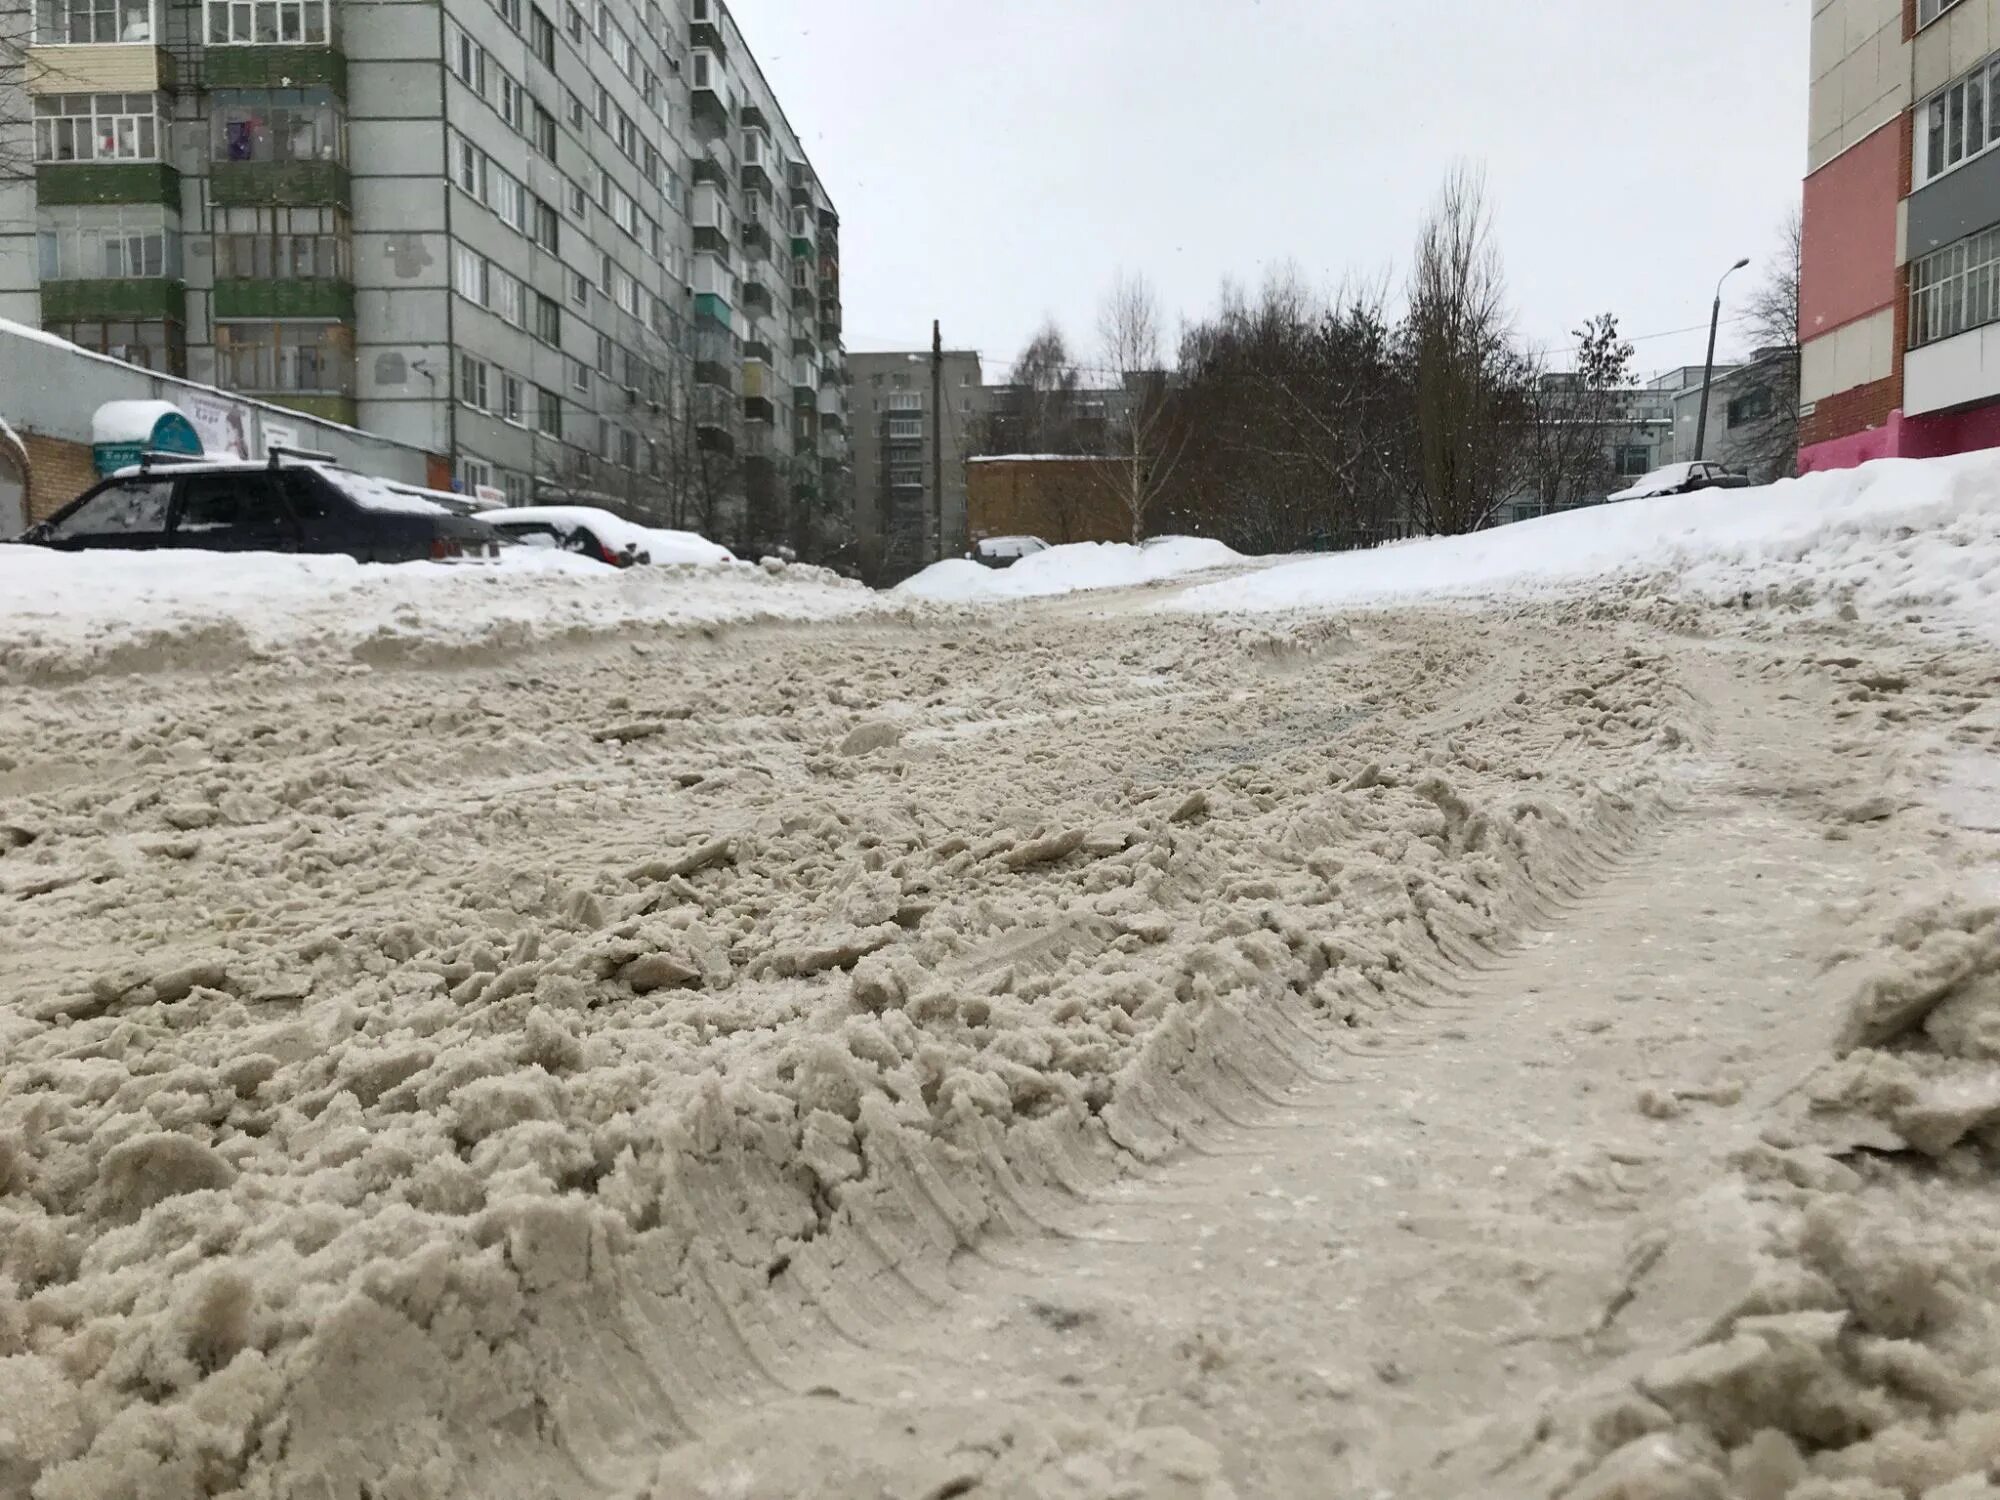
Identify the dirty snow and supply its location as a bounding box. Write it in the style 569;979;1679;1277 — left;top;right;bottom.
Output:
1;453;1998;1500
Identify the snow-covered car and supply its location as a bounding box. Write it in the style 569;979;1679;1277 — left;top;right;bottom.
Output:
968;535;1049;569
1607;460;1752;503
475;506;736;568
12;452;504;563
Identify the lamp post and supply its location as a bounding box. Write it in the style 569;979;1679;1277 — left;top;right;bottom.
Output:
1694;257;1751;462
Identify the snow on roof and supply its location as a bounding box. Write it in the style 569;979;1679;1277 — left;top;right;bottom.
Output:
310;464;454;517
475;506;736;565
1606;462;1699;502
90;400;187;446
966;454;1105;464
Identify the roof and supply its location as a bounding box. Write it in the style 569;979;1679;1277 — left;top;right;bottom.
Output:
91;400;187;446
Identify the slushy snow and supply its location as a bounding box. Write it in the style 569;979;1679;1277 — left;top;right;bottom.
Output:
897;535;1246;601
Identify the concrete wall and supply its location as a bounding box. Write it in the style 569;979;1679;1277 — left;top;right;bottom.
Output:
1809;0;1910;172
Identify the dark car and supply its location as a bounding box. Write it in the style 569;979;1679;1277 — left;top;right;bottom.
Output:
1607;460;1754;503
11;450;503;563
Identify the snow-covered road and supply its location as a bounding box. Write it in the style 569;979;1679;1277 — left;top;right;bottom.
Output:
3;459;1999;1499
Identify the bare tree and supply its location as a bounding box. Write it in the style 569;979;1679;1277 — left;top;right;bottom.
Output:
2;3;35;184
1094;270;1188;544
1520;312;1637;514
977;320;1083;456
1404;165;1529;535
1733;207;1803;483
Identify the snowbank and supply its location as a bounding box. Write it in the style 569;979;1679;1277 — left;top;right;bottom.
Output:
898;536;1247;602
1173;452;2000;639
0;545;877;681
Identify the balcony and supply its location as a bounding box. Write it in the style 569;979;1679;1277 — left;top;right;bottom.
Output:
212;277;353;319
690;48;733;131
689;0;725;59
210;158;349;207
741;272;773;313
204;44;345;91
36;161;180;209
741;127;772;194
41;276;184;323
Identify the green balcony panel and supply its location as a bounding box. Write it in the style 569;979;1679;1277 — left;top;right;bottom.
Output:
692;293;731;331
41;277;185;322
210;160;349;208
212;278;354;320
36;162;181;209
256;393;355;425
790;237;814;258
203;45;346;91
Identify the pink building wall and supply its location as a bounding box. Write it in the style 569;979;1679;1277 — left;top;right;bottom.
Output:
1800;119;1905;341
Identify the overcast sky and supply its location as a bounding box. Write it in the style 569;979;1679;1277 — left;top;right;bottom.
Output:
741;0;1809;381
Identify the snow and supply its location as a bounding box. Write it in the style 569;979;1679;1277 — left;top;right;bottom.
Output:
0;544;876;679
1173;451;2000;641
971;535;1048;560
309;464;456;517
1605;460;1709;501
966;454;1105;464
476;505;738;565
898;535;1247;601
89;399;186;446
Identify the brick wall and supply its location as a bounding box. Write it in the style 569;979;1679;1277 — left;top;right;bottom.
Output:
21;434;98;525
1801;374;1902;448
967;460;1128;545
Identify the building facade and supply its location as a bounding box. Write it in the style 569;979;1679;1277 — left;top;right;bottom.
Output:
0;0;846;554
1800;0;2000;471
847;347;982;583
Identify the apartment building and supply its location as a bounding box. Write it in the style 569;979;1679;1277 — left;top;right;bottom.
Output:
848;347;982;582
1800;0;2000;470
0;0;846;553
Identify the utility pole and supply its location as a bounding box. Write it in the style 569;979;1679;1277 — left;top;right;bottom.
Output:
1695;256;1750;462
931;319;945;562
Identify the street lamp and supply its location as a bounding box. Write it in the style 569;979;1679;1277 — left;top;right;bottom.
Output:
1694;257;1751;462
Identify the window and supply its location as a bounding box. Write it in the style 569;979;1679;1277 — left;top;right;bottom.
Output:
613;106;637;158
566;175;587;219
1726;387;1774;427
531;103;556;157
458;457;493;492
212;88;343;164
593;83;609;126
450;132;485;195
37;0;150;43
491;267;523;326
1614;444;1651;477
692;50;712;88
501;373;524;423
1919;56;2000;185
886;392;921;411
494;0;520;29
647;216;662;260
597;247;612;289
214;204;348;279
36;205;180;280
612;268;640;318
570;357;590;393
594;165;611;211
535;384;562;436
33;93;165;163
502;469;532;505
532;197;559;252
596;330;613;375
176;472;295;546
641;67;658;110
618;427;638;469
457;352;491;410
447;23;486;95
1920;0;1966;26
453;243;487;304
43;319;185;374
499;73;524;131
202;0;329;44
887;417;922;438
610;184;639;238
49;478;176;539
888;464;923;487
565;88;585;130
488;166;528;231
563;1;583;41
607;22;633;77
568;267;589;307
591;0;607;41
214;320;354;392
529;5;555;66
534;292;561;344
1911;224;2000;348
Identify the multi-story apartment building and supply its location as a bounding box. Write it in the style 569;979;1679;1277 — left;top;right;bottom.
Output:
1800;0;2000;471
0;0;846;553
848;347;982;582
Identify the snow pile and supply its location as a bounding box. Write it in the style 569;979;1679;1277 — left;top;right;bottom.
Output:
0;546;876;682
1174;451;2000;639
898;535;1246;602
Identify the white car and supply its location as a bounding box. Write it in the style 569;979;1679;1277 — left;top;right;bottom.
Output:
969;535;1049;569
1607;461;1752;503
474;505;736;568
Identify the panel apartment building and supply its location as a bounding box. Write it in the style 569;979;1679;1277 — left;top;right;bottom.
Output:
848;346;983;582
0;0;847;553
1800;0;2000;470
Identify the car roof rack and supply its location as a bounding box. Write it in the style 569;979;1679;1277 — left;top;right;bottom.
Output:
266;444;339;469
134;449;219;472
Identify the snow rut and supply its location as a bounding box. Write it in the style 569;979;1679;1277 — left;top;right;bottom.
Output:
1;609;1711;1497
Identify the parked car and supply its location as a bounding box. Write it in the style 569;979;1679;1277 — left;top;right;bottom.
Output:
1607;460;1753;503
475;505;736;568
10;450;504;562
969;535;1050;569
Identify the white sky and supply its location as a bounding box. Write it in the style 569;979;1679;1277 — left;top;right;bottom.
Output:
739;0;1809;380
